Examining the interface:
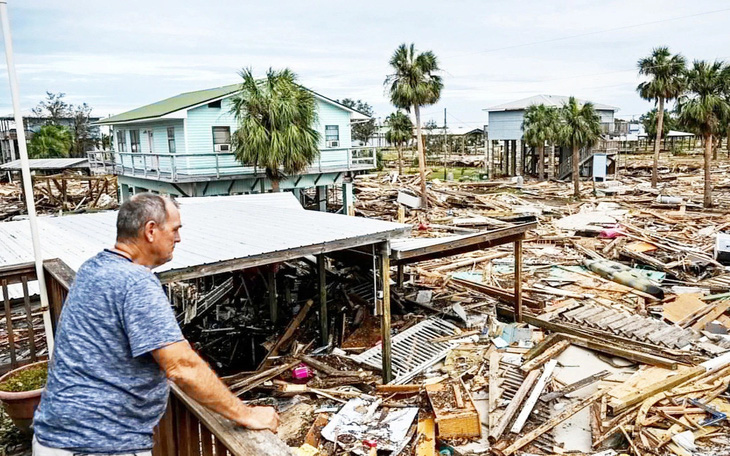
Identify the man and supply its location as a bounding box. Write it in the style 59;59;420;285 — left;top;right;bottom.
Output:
33;193;278;455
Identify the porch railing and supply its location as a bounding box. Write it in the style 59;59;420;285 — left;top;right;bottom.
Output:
11;258;291;455
91;147;377;183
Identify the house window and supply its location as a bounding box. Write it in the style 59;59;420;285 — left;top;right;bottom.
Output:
212;126;231;152
167;127;176;153
129;129;140;153
325;125;339;147
208;100;222;109
116;130;126;152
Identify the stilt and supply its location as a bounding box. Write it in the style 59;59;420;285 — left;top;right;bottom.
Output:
378;242;392;383
341;181;354;216
267;266;277;324
514;238;523;323
317;254;328;345
316;185;327;212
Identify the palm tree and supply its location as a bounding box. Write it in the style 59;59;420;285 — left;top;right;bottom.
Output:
558;97;602;199
522;104;559;181
637;47;687;188
385;43;443;207
385;110;413;175
28;124;72;158
230;68;320;191
677;60;730;208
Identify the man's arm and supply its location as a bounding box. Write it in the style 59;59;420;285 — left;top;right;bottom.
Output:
152;340;279;432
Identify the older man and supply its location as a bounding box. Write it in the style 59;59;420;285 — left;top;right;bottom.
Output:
33;193;278;455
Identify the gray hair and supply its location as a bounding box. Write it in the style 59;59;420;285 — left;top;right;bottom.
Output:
116;193;180;241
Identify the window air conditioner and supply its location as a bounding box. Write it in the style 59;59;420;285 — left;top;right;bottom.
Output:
327;140;339;148
215;144;231;152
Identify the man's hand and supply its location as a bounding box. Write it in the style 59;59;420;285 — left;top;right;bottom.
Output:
237;406;280;432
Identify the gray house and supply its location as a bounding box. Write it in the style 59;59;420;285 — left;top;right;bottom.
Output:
484;95;621;179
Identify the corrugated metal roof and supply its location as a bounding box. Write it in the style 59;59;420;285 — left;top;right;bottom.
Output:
0;193;409;283
0;158;88;171
485;95;618;112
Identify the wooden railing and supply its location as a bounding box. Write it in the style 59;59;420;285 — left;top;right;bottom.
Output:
91;147;378;183
6;257;291;455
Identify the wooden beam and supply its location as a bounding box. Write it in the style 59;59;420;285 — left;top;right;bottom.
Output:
488;369;540;443
170;385;295;455
317;254;328;345
157;230;409;283
514;238;523;322
267;266;277;324
380;242;393;383
511;359;558;434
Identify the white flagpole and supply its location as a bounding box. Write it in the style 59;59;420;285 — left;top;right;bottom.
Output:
0;0;55;355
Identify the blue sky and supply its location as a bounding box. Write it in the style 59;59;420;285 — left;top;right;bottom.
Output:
1;0;729;128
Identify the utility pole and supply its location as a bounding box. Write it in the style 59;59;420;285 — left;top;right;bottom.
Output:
443;108;447;180
0;0;54;354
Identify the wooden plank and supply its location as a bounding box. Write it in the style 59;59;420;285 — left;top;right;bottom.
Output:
201;426;214;456
304;413;328;448
2;279;16;367
488;351;501;433
380;246;392;383
690;299;730;331
542;370;610;402
426;379;481;438
157;231;408;284
607;365;704;414
171;385;294;455
453;278;542;309
391;222;536;263
520;340;569;372
498;390;604;456
416;414;436;456
20;276;35;362
318;255;327;345
488;369;540;443
511;359;557;433
514;239;523;322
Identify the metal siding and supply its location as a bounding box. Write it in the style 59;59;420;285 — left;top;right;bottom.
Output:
488;110;525;141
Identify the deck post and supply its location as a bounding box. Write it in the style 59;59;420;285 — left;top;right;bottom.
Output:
514;237;523;323
378;242;393;383
396;264;405;287
316;186;327;212
267;265;277;324
341;181;354;216
317;254;328;345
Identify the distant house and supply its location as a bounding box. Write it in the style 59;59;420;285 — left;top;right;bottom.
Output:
483;95;621;179
0;114;102;164
93;84;375;204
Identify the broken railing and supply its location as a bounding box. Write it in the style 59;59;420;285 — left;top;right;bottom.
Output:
2;257;291;455
0;259;72;374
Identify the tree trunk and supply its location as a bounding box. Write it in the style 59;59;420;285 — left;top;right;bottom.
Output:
712;136;718;161
271;179;280;192
572;145;580;199
651;98;664;188
726;133;730;158
397;144;403;176
704;133;713;208
413;105;428;209
548;143;555;180
538;144;545;181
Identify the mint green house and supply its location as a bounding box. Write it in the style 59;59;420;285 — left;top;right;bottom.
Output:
92;84;375;205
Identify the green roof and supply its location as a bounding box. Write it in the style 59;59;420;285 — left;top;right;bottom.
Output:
95;84;241;125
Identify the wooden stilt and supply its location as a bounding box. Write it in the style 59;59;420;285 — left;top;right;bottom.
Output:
317;254;328;345
379;242;392;383
267;266;277;324
514;238;523;323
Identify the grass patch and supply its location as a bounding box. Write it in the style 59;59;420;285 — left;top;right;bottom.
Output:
0;364;47;392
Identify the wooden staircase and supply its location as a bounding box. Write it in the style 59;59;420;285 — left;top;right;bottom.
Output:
557;147;594;180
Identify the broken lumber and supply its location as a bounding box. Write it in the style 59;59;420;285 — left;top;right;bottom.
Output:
426;379;481;438
416;414;436;456
511;359;557;433
488;369;540;443
495;389;605;456
541;370;610;402
520;339;569;372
